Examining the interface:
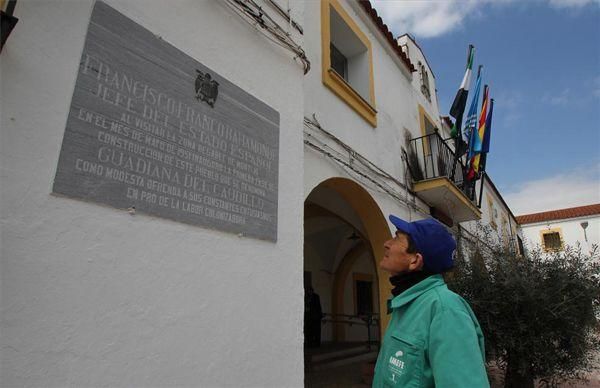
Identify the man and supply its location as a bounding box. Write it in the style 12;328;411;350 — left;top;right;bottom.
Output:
304;286;323;347
372;215;489;387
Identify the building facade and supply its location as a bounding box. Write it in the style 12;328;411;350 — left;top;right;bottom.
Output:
1;1;306;386
459;173;522;253
1;0;511;386
517;204;600;256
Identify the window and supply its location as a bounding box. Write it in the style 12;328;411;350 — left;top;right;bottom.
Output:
517;235;525;256
543;232;561;250
419;62;431;101
322;0;376;126
356;280;373;314
541;228;563;251
418;105;438;156
401;44;409;57
423;112;436;136
353;273;374;315
330;43;348;81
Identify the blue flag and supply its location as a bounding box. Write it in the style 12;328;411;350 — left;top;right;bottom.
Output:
464;66;482;154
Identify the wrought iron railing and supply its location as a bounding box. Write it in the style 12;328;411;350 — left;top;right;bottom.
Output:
322;313;380;349
404;132;477;202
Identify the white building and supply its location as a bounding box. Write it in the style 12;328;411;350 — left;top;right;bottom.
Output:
1;0;509;386
459;173;522;254
1;1;305;386
516;204;600;255
302;0;489;352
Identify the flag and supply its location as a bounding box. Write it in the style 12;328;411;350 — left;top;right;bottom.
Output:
463;66;482;142
479;98;494;173
449;45;475;138
470;84;489;157
482;98;494;154
467;85;490;180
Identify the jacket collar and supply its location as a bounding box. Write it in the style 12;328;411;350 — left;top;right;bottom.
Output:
389;274;445;309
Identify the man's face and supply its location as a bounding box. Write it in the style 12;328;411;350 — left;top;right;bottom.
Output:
380;231;422;276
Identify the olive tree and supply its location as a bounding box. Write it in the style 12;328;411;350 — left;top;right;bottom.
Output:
447;226;600;388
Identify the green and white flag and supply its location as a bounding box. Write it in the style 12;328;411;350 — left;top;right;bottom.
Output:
450;45;475;138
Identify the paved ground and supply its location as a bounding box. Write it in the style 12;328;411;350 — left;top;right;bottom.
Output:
305;342;600;387
305;361;370;388
305;361;600;387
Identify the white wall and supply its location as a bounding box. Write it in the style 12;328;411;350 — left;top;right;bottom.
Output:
302;1;446;323
303;0;423;183
0;1;305;387
302;0;434;232
521;215;600;256
397;35;442;132
460;176;520;248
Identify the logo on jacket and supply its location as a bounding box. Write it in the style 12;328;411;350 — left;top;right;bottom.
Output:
195;69;219;108
389;355;405;370
387;349;406;382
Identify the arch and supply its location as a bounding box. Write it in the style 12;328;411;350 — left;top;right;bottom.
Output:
331;241;368;340
305;202;369;242
305;177;392;340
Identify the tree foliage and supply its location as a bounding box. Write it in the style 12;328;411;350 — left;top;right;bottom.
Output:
447;226;600;387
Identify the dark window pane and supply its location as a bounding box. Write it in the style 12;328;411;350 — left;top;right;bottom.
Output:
356;280;373;314
424;116;436;135
543;232;561;250
518;236;525;255
330;43;348;81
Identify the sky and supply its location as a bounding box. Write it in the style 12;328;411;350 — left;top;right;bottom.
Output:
373;0;600;215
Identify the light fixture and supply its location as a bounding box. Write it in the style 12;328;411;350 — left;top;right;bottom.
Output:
348;231;361;241
580;221;589;242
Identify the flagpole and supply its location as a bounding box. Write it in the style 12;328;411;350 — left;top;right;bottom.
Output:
477;171;486;208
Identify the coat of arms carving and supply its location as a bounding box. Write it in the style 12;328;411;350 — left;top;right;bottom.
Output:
195;69;219;108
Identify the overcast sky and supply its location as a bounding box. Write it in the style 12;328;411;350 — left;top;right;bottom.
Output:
373;0;600;215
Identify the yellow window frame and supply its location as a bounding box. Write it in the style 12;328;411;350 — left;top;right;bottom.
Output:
321;0;377;127
418;105;438;156
540;227;564;252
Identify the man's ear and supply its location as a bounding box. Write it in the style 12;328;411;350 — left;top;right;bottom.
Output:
409;253;424;271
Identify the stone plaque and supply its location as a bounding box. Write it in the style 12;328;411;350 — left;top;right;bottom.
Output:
53;1;279;241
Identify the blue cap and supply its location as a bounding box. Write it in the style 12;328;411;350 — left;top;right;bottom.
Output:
389;215;456;273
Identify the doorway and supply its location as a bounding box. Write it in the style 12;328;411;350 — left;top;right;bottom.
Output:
303;178;391;385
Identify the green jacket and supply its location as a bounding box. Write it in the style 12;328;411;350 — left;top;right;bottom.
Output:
373;275;489;388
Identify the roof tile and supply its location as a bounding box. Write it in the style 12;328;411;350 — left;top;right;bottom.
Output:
358;1;416;73
516;204;600;225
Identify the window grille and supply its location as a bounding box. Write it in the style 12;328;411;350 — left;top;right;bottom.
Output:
420;63;431;101
543;232;562;251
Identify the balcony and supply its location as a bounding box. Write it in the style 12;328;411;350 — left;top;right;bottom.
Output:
404;132;481;224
